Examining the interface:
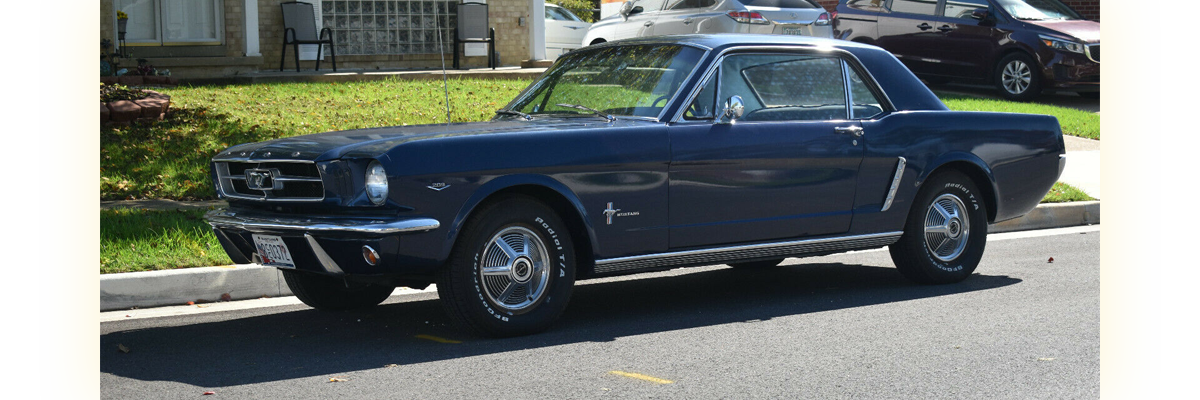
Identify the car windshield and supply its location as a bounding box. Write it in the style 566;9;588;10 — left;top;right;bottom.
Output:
505;44;704;119
994;0;1083;20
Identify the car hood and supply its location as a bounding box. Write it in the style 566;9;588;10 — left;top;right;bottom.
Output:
1024;19;1100;43
214;118;642;162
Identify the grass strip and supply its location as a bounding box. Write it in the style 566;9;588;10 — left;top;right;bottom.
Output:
936;91;1099;140
101;208;231;274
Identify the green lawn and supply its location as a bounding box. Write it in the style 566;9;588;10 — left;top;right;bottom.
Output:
936;91;1100;140
101;208;231;274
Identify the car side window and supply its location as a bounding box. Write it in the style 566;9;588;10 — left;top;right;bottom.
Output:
665;0;693;10
719;54;847;122
889;0;938;15
848;66;886;119
684;72;719;120
942;0;989;19
633;0;668;13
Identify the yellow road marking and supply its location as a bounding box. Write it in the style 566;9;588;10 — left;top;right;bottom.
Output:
414;334;462;344
609;371;674;384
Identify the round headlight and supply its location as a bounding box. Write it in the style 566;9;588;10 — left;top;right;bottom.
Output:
365;161;389;205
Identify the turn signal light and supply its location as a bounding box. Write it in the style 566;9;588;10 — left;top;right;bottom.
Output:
362;245;380;266
816;12;831;26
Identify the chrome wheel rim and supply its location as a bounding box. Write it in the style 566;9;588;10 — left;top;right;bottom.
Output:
479;226;551;313
1002;59;1032;95
924;194;970;262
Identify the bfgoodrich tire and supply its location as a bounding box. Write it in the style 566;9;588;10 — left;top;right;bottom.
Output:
995;53;1042;102
889;171;988;284
281;269;394;310
437;195;576;337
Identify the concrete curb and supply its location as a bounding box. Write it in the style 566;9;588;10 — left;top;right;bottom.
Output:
101;265;292;311
100;201;1100;311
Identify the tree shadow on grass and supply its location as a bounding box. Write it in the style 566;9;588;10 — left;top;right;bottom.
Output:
100;263;1020;387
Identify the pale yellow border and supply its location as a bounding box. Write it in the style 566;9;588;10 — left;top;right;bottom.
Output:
1099;0;1161;396
40;0;99;398
42;0;1156;396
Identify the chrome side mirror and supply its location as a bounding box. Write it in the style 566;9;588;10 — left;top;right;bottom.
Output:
719;95;744;124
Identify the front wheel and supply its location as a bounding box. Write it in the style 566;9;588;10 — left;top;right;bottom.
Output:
889;171;988;284
282;269;394;310
437;195;576;337
994;53;1042;101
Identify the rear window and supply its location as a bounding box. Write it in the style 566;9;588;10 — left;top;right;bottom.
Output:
738;0;820;8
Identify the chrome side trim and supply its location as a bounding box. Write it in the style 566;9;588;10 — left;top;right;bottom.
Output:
594;231;903;274
205;209;440;235
305;234;346;274
881;156;907;212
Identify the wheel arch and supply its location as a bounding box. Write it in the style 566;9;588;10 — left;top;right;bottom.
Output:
919;157;1000;223
443;176;597;273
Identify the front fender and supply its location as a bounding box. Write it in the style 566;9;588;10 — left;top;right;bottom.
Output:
440;174;598;263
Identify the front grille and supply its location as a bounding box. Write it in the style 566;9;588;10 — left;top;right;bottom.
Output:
1087;44;1099;63
215;161;324;202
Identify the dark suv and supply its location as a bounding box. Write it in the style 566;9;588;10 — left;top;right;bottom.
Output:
833;0;1098;100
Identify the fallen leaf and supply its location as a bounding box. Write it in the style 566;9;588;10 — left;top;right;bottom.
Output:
220;293;232;301
203;391;215;395
187;301;195;305
1048;257;1055;263
196;304;210;308
329;377;349;382
117;344;130;353
384;364;399;368
1038;357;1055;361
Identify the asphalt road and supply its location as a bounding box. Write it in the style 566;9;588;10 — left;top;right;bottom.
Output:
101;226;1099;399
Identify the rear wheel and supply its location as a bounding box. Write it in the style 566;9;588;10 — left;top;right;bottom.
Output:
889;171;988;284
995;53;1041;101
437;195;576;337
728;259;784;269
282;270;394;310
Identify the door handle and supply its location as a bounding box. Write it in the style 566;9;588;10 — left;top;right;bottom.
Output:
644;21;654;27
938;25;954;32
917;23;932;30
835;126;864;138
684;18;694;24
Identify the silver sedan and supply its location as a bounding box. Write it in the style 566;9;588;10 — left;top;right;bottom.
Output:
583;0;834;45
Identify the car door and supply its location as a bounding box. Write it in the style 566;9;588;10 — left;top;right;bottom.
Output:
877;0;943;76
929;0;1005;79
616;0;668;39
653;0;701;35
544;5;589;58
667;52;865;249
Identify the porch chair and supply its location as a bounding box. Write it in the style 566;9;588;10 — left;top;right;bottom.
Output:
280;1;337;72
453;2;497;70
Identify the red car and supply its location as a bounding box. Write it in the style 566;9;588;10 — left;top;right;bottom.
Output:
834;0;1098;101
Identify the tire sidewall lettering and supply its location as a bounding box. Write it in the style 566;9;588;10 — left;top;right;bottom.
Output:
467;213;571;325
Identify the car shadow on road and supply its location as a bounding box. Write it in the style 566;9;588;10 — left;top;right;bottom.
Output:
100;263;1020;387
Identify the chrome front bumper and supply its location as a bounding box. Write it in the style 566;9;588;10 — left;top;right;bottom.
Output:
204;208;440;235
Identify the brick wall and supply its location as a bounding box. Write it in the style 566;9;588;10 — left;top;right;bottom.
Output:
813;0;1099;21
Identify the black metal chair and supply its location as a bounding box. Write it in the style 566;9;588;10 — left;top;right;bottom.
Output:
453;2;496;70
280;1;336;72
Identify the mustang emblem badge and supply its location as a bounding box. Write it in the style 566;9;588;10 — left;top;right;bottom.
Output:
603;202;640;225
245;169;277;191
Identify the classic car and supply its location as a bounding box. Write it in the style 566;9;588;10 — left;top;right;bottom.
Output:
205;34;1065;337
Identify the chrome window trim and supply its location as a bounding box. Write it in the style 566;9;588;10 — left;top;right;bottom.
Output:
594;231;903;273
880;156;907;212
670;45;896;124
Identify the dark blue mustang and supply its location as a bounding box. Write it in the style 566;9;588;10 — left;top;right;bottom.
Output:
206;34;1065;337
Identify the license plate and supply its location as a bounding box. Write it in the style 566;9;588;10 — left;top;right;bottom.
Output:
252;234;296;268
782;28;806;36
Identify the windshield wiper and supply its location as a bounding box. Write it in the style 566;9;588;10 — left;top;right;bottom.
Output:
555;103;616;122
495;109;533;120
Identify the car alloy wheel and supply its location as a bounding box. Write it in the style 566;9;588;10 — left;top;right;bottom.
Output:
924;194;970;262
1001;59;1032;95
479;226;551;313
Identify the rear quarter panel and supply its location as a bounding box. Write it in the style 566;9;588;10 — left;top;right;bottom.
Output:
849;110;1064;234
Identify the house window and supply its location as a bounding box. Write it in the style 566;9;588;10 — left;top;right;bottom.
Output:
322;1;458;55
115;0;223;46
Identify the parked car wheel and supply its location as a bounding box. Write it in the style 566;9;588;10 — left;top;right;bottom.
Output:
995;53;1041;101
889;171;988;284
728;259;785;269
281;269;394;310
437;195;576;337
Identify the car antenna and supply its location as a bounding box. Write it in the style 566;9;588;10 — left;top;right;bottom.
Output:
434;3;451;125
